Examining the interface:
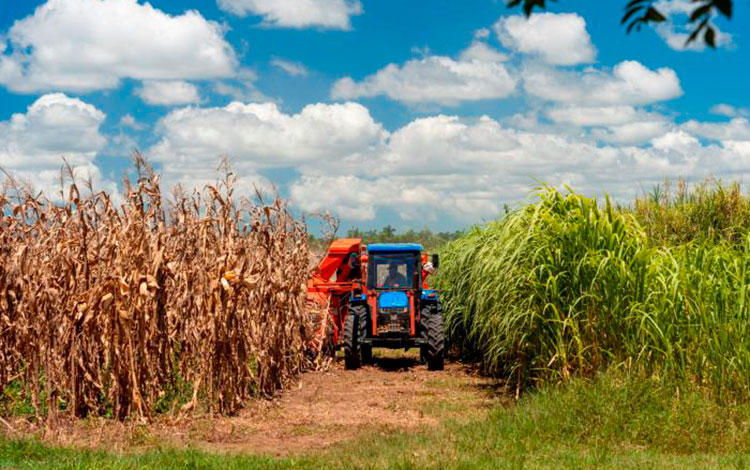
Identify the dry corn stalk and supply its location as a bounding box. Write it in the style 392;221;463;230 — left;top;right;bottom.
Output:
0;155;314;421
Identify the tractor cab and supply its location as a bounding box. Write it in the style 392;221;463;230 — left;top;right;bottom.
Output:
365;244;422;335
367;244;421;287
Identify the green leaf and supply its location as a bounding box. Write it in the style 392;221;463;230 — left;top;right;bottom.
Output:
705;26;716;47
685;17;709;45
625;0;650;9
621;5;645;25
626;19;643;34
713;0;732;18
645;7;667;22
690;4;712;22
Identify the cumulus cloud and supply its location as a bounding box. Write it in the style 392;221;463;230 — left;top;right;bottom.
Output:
494;12;596;65
593;121;671;145
0;93;112;197
710;103;748;118
547;106;645;127
330;44;516;106
289;114;750;221
459;41;508;63
119;114;143;130
149;101;387;188
217;0;362;30
140;93;750;223
683;118;750;141
525;61;683;106
136;80;201;106
0;0;236;93
546;106;671;145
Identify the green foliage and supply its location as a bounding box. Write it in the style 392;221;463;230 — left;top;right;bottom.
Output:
0;380;36;417
632;179;750;246
438;185;750;401
309;226;463;253
509;0;732;49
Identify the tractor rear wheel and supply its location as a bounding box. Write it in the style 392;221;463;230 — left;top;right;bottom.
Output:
343;310;361;370
425;303;445;371
419;305;431;364
352;303;373;365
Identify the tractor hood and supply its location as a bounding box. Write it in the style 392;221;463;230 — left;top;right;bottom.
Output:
378;291;409;309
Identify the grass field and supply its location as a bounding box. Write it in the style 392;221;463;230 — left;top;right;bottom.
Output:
3;371;750;469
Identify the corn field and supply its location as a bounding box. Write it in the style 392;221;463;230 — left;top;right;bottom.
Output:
0;158;313;421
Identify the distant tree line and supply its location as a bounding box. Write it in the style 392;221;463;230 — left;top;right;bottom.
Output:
309;225;463;252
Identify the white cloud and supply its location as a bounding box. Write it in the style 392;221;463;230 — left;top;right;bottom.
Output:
0;0;236;93
525;61;683;106
289;113;750;221
594;121;671;145
149;101;387;187
547;106;644;127
331;46;516;106
710;104;748;118
473;28;491;40
0;93;112;197
140;94;750;223
459;41;508;63
547;106;671;145
213;69;273;103
653;0;733;51
271;58;309;77
683;118;750;141
217;0;362;30
377;115;518;176
119;114;143;130
136;80;201;106
290;175;378;220
494;13;596;65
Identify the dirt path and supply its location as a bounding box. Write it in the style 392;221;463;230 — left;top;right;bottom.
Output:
22;351;505;456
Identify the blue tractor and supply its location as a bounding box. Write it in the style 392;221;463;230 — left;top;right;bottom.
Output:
340;242;444;370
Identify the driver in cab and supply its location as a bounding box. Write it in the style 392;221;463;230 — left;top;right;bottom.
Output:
384;263;407;287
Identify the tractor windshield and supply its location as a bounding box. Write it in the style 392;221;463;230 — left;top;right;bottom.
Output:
367;253;419;290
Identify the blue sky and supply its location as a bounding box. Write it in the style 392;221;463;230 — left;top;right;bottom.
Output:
1;0;749;232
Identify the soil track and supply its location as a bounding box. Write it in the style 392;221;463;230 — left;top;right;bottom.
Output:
15;351;504;456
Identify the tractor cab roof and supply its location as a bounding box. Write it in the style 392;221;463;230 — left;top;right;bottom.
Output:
367;243;423;253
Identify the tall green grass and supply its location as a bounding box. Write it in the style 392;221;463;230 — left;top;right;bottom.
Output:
438;184;750;400
633;179;750;246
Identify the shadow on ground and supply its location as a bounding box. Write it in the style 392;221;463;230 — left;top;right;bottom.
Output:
368;355;421;371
